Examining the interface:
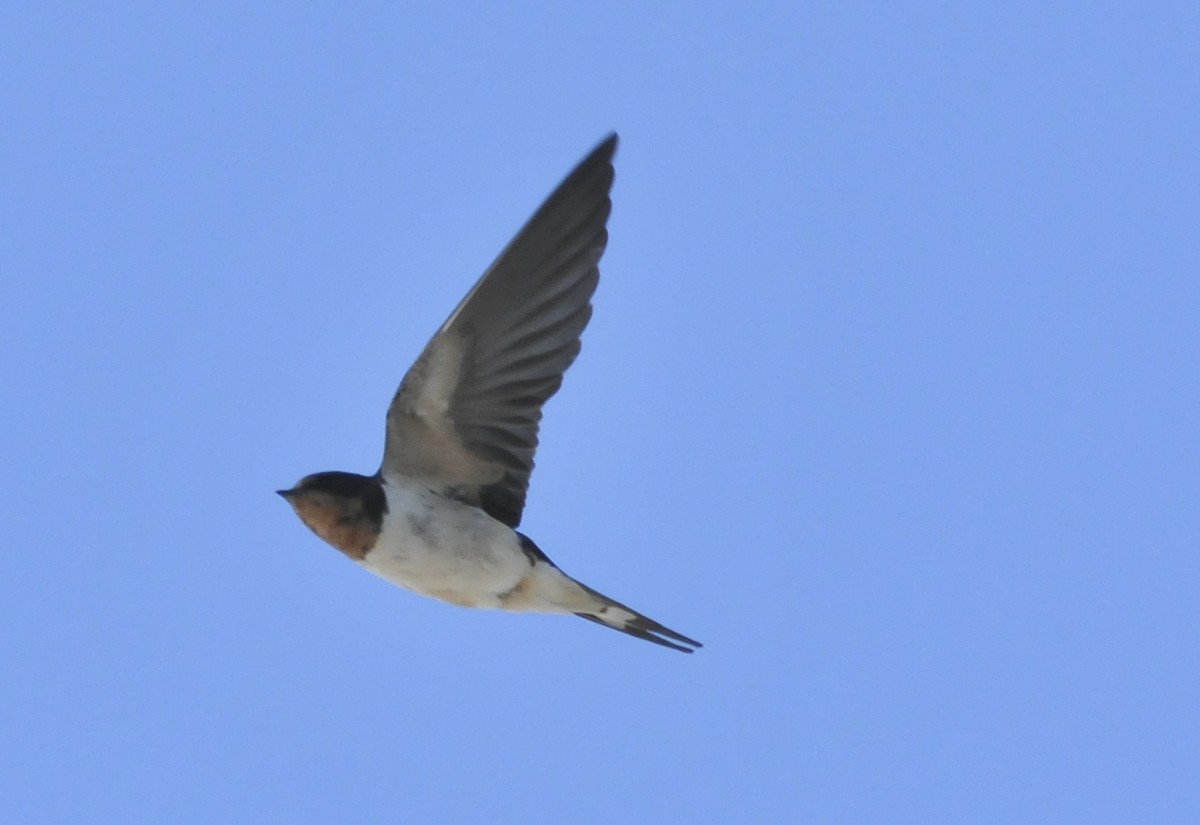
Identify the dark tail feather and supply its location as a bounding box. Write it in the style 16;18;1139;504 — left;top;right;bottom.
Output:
573;583;702;654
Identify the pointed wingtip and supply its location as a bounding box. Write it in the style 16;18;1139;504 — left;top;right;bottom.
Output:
592;132;619;162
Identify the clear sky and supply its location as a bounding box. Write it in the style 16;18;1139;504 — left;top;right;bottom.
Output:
3;3;1197;822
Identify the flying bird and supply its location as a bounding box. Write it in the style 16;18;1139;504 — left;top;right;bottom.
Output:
278;134;701;653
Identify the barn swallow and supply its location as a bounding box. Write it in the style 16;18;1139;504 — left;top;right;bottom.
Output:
278;134;701;652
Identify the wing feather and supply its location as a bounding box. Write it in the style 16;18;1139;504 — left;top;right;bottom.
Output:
381;135;617;527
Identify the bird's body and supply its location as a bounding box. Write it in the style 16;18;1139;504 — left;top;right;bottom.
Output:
367;477;534;611
279;135;701;652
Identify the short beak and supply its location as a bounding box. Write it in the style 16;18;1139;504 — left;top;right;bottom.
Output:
276;489;294;499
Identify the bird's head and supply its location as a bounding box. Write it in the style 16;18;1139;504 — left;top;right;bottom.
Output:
277;471;388;559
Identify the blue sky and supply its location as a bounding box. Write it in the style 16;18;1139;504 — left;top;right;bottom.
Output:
2;2;1197;822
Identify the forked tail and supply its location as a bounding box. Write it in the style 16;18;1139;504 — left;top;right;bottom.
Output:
573;582;702;654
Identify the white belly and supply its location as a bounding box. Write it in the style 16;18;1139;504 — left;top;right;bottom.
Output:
359;480;530;609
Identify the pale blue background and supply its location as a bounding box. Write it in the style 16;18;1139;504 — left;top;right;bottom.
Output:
3;3;1197;822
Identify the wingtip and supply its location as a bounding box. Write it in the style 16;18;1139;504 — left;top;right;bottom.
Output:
593;132;619;161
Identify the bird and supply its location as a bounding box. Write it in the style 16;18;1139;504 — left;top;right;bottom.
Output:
277;134;701;653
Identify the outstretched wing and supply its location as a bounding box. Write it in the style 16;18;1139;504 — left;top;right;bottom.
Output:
380;134;616;528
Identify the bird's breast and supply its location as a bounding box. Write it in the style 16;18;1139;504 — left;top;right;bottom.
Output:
360;481;529;609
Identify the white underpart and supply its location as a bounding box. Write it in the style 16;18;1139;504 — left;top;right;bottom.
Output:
361;479;591;613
